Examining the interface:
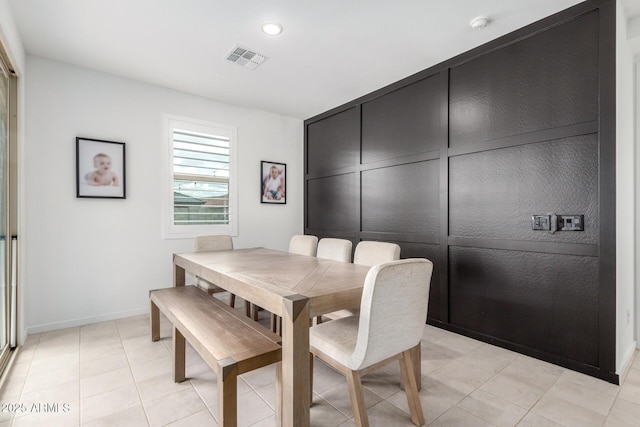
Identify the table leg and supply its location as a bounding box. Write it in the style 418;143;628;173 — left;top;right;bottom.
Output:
275;362;282;426
174;262;185;287
150;300;160;342
281;295;311;427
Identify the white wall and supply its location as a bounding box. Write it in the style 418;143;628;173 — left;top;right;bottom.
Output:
22;55;303;335
0;0;24;72
617;1;637;375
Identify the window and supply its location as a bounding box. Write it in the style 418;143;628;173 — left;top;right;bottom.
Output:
163;115;237;238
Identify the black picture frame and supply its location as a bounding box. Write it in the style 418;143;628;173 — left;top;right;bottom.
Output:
76;137;126;199
261;161;286;204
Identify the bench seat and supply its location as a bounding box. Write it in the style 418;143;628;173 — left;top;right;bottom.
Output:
150;285;282;426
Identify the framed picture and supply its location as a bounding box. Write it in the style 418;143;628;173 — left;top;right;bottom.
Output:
76;137;126;199
261;161;286;204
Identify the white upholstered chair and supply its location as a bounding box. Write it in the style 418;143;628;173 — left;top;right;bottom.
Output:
353;240;400;266
323;240;401;321
310;258;433;427
288;234;319;256
316;238;352;262
314;238;353;324
194;235;237;307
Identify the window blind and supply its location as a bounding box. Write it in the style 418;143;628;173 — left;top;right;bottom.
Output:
172;129;230;225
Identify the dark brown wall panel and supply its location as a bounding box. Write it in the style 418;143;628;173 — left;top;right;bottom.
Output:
306;107;359;175
362;75;442;164
361;161;439;238
449;11;598;146
449;134;599;244
449;246;599;366
398;242;442;322
304;1;615;382
307;174;358;231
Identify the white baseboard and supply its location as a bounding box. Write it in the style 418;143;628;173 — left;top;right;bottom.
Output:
24;307;149;336
618;340;638;383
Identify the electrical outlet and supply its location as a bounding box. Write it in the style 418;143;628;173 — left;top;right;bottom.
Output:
558;215;584;231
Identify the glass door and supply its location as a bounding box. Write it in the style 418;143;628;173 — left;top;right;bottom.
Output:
0;56;11;373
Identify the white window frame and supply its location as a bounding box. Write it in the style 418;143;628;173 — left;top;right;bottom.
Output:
162;114;238;239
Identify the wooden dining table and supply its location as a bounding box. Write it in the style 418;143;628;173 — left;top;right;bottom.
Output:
171;247;421;426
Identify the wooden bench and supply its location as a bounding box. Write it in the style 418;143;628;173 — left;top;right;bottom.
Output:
150;285;282;426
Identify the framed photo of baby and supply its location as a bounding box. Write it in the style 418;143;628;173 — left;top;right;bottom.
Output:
261;161;286;204
76;137;126;199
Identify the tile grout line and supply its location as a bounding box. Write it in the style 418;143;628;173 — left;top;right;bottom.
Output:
461;356;525;427
115;319;152;427
158;318;214;425
11;334;39;427
601;350;638;426
519;368;563;427
13;333;42;427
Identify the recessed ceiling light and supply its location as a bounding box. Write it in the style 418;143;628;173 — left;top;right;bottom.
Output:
262;22;283;36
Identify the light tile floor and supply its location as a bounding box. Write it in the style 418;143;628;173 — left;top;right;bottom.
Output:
0;301;639;426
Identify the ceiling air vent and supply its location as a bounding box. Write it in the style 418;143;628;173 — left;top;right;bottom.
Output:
225;45;267;70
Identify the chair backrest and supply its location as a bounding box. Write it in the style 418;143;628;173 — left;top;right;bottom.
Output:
194;235;234;252
353;241;400;266
316;238;352;263
288;235;318;256
351;258;433;370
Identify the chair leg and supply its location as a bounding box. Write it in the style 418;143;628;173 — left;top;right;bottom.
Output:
346;369;369;427
409;344;422;391
270;313;282;335
399;350;425;426
309;353;314;407
229;293;236;308
251;304;259;321
244;300;251;317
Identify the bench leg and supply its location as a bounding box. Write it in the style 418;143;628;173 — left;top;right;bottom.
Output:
218;358;238;427
173;327;186;383
150;300;160;342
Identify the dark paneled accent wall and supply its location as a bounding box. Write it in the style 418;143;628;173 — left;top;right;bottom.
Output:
304;0;616;383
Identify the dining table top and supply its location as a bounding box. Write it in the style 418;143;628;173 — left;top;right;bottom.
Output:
173;247;372;317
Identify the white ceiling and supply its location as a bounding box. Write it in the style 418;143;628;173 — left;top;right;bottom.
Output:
7;0;619;120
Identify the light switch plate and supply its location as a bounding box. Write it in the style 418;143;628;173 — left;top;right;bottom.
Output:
532;215;551;231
